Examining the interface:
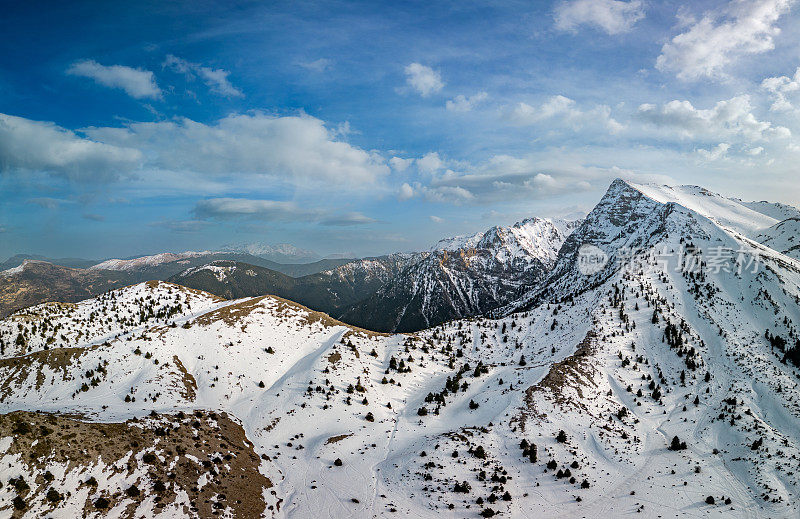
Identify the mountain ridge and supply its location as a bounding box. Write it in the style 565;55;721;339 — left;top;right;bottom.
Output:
2;179;800;517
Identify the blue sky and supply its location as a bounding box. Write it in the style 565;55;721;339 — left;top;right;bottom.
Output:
2;0;800;260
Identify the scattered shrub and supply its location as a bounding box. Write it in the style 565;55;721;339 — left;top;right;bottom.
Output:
13;496;26;510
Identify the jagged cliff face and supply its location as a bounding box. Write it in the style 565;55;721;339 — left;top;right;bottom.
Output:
515;180;678;308
340;218;578;332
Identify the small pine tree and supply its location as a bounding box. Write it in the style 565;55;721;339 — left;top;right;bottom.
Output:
669;435;687;451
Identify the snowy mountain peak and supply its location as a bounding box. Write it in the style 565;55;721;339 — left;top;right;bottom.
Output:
476;217;579;267
433;216;580;268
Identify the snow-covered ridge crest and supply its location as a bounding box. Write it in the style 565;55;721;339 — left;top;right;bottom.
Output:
90;251;221;271
433;231;485;252
432;216;581;267
623;180;779;238
730;199;800;221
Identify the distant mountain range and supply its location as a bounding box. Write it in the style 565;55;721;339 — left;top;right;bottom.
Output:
5;188;799;335
86;251;353;279
0;261;131;317
167;253;415;318
0;254;99;270
169;218;581;332
220;242;323;263
340;218;580;332
0;252;350;317
0;217;580;330
0;242;351;276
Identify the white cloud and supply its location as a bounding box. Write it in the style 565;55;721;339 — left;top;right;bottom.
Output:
320;212;376;226
194;198;320;221
67;60;161;99
416;152;445;174
637;95;791;141
194;198;374;226
390;157;414;172
761;67;800;111
696;142;731;161
0;113;142;182
506;95;623;133
554;0;644;34
83;113;390;185
656;0;795;81
402;150;676;207
429;215;444;223
418;185;474;204
164;55;244;98
404;63;444;97
446;92;488;112
398;182;415;200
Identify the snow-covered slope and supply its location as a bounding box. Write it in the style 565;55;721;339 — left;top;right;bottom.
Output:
732;199;800;221
757;217;800;260
630;183;779;238
432;218;579;262
2;179;800;518
475;218;581;266
320;253;418;286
